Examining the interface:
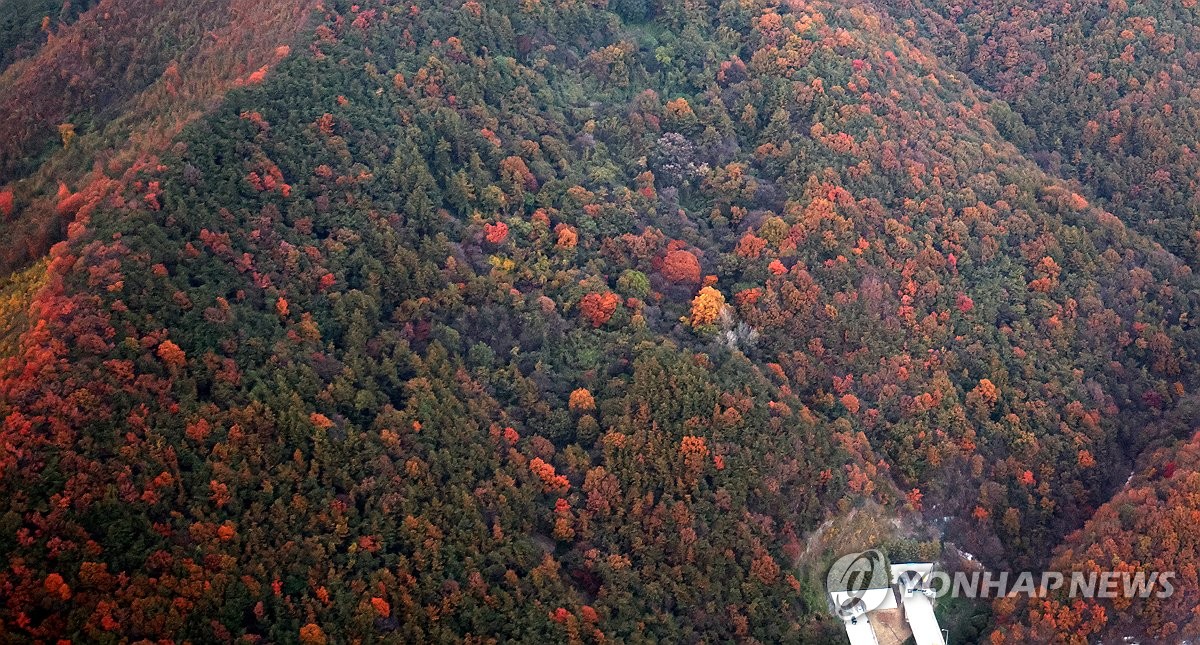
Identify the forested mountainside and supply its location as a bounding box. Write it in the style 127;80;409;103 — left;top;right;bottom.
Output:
881;0;1200;267
870;1;1200;640
0;0;314;271
0;0;1199;642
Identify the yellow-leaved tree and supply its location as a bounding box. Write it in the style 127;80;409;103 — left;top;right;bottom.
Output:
689;286;725;327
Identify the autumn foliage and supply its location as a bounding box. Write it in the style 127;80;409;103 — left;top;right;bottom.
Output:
569;388;596;412
688;286;725;327
661;249;701;284
484;221;509;244
1;0;1199;642
579;292;619;327
156;339;186;367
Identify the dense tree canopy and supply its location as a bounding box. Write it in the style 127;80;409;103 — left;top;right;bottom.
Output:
0;0;1198;641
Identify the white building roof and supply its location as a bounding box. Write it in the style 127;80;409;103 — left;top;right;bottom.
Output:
899;590;944;645
830;587;897;614
890;562;935;579
890;563;945;645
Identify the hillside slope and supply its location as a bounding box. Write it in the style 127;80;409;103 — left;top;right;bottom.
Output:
0;0;315;272
871;2;1200;640
0;0;1198;641
880;0;1200;265
990;419;1200;642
